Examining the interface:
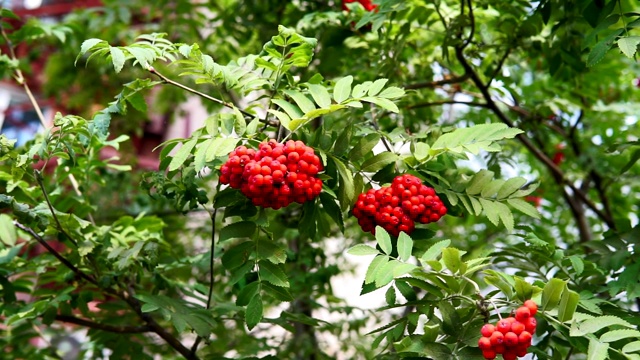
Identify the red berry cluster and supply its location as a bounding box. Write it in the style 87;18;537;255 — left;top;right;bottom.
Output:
352;174;447;237
342;0;377;12
219;140;323;209
478;300;538;360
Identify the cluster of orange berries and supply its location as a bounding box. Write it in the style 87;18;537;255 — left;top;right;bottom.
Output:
478;300;538;359
352;174;447;237
219;140;323;209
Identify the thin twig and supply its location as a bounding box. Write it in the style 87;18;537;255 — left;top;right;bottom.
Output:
55;315;151;333
148;67;264;123
190;207;218;355
404;73;470;90
34;170;78;247
408;99;487;110
0;24;47;128
14;221;97;286
369;104;393;153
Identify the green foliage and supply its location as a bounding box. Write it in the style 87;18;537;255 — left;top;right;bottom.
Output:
1;1;639;359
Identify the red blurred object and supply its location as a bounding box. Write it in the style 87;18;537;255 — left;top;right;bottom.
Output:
525;196;542;208
342;0;377;12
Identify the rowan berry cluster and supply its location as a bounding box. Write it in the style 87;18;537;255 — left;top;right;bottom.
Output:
219;140;323;209
352;174;447;237
478;300;538;360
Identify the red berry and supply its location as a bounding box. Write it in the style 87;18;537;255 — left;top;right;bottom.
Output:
478;336;492;350
524;317;537;333
481;324;495;337
518;330;532;345
481;349;497;359
524;300;538;316
504;332;519;346
496;319;511;334
489;331;504;346
510;321;525;335
502;352;517;360
515;306;531;322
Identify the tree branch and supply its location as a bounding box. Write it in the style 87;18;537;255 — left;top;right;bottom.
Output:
14;221;98;286
14;221;199;359
405;73;469;90
408;99;487;110
453;46;616;230
148;67;271;125
55;315;151;333
34;170;78;247
190;207;218;355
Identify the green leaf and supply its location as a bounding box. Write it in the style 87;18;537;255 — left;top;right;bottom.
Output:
558;287;580;322
245;294;263;330
514;277;535;302
617;36;640;58
349;133;381;161
262;283;294;302
365;255;389;284
0;214;16;246
481;179;505;198
466;170;494;195
307;84;332;108
360;152;398;173
283;89;316;114
347;244;380;256
168;138;197;171
431;123;523;154
377;86;405;99
109;46;126;73
219;221;257;242
507;198;541;219
375;259;399;287
497;177;527;199
576;316;634;336
622;341;640;353
236;281;260;306
442;247;462;274
375;226;392;255
568;255;584;276
421;239;451;261
360;96;400;113
587;339;610;360
478;198;500;226
76;38;105;65
255;240;287;264
367;78;388;96
271;99;303;120
397;232;413;261
221;241;254;270
541;278;566;311
333;75;353;103
331;156;355;210
385;286;396;306
587;29;623;67
258;261;289;287
0;244;24;265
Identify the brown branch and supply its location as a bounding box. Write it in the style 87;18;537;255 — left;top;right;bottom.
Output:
453;46;616;230
408;99;488;110
190;207;218;355
14;221;199;359
34;170;78;247
148;67;270;125
405;73;470;90
55;315;151;333
14;221;98;286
